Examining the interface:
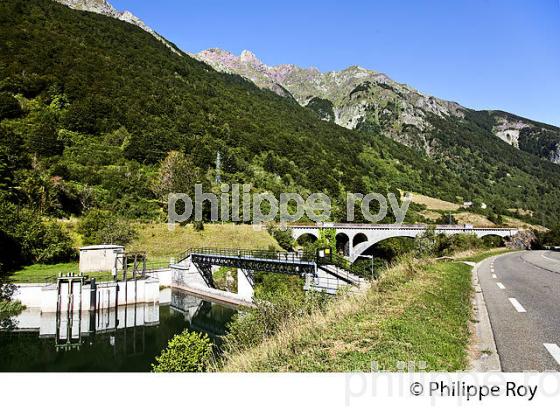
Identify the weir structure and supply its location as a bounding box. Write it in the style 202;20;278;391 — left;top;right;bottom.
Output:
50;252;156;350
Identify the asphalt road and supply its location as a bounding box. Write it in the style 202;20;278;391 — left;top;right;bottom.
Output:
478;251;560;371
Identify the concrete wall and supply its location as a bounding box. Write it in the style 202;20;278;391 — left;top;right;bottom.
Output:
170;262;208;288
13;278;160;312
79;245;124;273
148;269;173;286
237;269;254;301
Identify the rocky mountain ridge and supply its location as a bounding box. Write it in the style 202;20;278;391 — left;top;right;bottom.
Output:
54;0;180;54
196;48;560;163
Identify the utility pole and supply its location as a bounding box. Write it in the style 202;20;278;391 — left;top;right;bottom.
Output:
215;151;222;184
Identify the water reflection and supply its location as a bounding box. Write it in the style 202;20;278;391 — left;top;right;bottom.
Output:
0;289;237;372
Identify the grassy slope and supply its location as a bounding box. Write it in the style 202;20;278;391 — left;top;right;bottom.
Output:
8;223;278;282
128;223;279;259
410;192;546;230
455;248;514;263
408;192;461;211
220;256;473;372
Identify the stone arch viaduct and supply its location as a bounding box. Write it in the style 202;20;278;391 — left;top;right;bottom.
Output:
291;224;519;263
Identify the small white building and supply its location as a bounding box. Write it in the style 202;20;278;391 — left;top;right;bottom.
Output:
79;244;124;273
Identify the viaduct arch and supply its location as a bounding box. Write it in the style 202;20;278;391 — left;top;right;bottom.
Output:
291;224;518;263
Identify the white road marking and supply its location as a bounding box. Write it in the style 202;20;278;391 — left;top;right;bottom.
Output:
496;282;506;289
544;344;560;366
542;253;557;262
492;274;497;279
508;298;526;313
490;268;495;273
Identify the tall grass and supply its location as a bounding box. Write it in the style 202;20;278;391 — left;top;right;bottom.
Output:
128;223;280;259
216;254;473;372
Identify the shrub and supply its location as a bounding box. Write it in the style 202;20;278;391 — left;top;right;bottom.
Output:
221;274;329;355
267;226;294;251
77;209;137;246
152;330;213;372
435;233;483;256
0;92;22;120
415;229;487;257
27;221;77;263
0;199;76;268
435;213;458;225
414;226;437;257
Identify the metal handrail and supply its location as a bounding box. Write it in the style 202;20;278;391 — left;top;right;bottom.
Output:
176;247;317;264
329;253;368;279
175;247;369;285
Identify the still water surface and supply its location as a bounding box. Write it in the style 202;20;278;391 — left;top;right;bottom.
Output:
0;289;237;372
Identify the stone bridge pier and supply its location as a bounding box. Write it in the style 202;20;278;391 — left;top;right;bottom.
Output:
291;224;519;263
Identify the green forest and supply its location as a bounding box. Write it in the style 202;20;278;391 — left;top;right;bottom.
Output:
1;0;560;271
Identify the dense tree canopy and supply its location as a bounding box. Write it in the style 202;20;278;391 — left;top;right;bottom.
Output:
1;0;560;263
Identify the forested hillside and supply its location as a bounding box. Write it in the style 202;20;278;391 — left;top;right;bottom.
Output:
0;0;559;269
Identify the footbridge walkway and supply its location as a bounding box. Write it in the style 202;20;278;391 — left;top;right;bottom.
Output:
170;248;366;302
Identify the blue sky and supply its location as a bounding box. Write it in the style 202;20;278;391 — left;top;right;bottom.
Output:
112;0;560;126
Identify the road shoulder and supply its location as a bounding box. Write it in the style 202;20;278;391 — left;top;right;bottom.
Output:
469;259;502;371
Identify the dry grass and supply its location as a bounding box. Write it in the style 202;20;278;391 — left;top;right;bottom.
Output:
502;216;547;232
405;192;461;211
507;208;534;217
453;212;495;227
452;247;512;263
128;223;280;259
419;210;442;221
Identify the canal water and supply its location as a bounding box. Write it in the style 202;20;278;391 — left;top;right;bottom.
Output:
0;289;237;372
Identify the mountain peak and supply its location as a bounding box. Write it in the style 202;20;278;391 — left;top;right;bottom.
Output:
54;0;180;54
239;50;262;65
55;0;119;16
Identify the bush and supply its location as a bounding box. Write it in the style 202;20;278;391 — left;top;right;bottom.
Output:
415;228;488;258
482;235;504;248
0;199;76;268
414;227;437;257
435;233;484;256
267;226;294;251
26;221;77;264
78;209;138;246
152;330;213;372
221;274;329;355
436;213;458;225
0;92;22;120
534;227;560;248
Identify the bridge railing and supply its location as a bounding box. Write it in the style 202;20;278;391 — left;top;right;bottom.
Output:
329;253;372;280
175;247;369;282
176;247;317;265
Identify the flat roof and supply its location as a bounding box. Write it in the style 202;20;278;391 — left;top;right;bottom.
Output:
80;244;125;251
